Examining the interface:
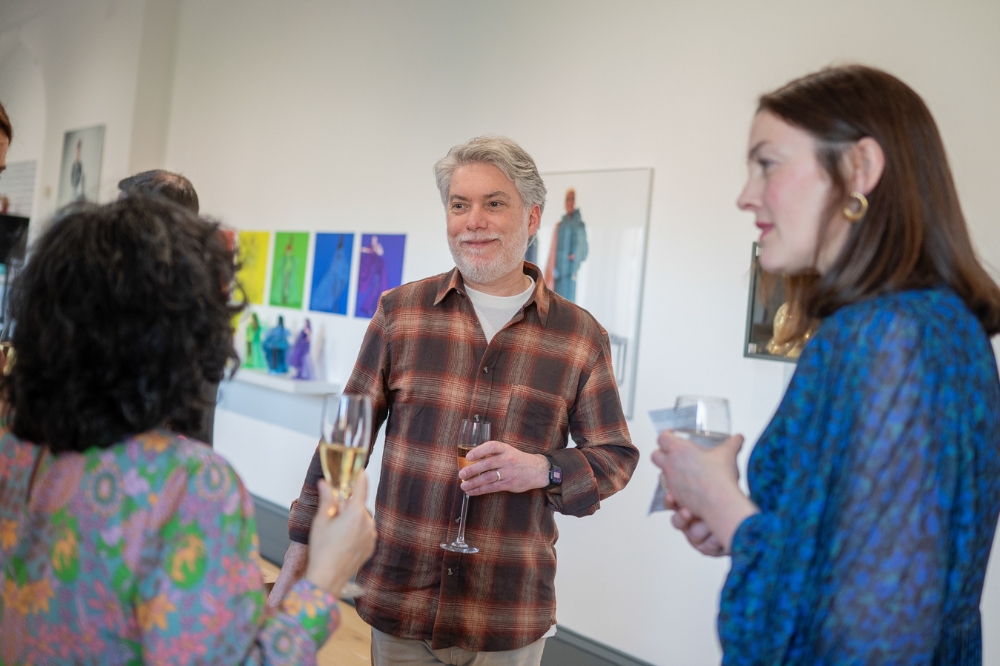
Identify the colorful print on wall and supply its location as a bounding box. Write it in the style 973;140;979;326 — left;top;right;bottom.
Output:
354;234;406;319
269;232;310;309
236;231;271;305
309;233;354;315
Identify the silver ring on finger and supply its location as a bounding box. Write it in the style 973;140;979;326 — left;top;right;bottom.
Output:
495;470;501;483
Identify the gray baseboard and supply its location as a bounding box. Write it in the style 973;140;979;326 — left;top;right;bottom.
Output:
250;494;653;666
544;626;654;666
252;493;292;566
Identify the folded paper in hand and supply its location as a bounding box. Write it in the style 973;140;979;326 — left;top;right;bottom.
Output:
647;405;696;515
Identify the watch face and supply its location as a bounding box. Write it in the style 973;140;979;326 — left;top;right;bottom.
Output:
551;467;563;484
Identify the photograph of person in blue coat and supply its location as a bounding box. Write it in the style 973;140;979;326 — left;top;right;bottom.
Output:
547;188;588;302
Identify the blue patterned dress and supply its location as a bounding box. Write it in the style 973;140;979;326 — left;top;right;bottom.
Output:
720;288;1000;664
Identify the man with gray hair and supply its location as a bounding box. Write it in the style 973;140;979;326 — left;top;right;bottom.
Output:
273;136;637;665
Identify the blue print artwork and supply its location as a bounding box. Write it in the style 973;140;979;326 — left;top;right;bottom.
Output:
309;233;354;315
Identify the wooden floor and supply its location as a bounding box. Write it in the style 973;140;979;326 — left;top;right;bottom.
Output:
260;558;372;666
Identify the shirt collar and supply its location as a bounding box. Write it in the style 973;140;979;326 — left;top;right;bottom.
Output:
434;262;551;327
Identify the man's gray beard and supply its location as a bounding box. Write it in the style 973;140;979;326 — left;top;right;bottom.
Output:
449;222;529;287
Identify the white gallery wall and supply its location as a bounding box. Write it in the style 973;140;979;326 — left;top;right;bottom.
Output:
1;1;999;664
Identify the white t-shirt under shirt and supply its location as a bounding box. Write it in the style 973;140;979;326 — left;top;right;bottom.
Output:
464;278;535;344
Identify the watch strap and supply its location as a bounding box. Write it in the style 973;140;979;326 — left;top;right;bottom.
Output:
543;454;562;490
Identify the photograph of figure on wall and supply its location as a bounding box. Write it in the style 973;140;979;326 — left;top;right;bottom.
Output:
57;125;104;207
541;187;590;303
534;169;652;419
309;232;354;315
236;231;271;305
269;232;309;309
354;233;405;319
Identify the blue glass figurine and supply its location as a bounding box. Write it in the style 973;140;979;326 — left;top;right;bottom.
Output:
262;315;290;374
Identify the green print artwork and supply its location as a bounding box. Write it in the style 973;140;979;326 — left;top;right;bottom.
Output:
269;232;309;309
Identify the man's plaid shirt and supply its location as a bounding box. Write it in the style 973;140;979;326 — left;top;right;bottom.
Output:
288;263;637;652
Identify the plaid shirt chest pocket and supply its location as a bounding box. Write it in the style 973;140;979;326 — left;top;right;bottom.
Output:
501;384;569;454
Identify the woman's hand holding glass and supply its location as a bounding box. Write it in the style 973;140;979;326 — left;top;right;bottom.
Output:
661;487;728;557
304;474;377;597
653;430;757;555
317;393;373;597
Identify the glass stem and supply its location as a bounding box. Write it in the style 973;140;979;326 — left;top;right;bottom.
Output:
455;492;471;545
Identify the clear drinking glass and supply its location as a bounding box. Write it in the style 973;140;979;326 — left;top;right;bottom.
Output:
318;393;372;597
441;418;490;554
674;395;731;446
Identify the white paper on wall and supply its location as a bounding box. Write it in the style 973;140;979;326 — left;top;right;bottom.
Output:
0;160;36;217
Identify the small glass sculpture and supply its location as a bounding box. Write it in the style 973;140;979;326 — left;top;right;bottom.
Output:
262;316;290;374
244;313;268;369
289;318;316;380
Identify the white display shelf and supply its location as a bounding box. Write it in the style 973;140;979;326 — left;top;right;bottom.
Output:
231;369;341;395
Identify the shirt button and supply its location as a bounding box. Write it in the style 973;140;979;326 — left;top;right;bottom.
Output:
483;367;488;374
448;568;453;576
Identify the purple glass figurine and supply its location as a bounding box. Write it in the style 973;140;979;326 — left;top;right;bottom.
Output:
288;318;316;380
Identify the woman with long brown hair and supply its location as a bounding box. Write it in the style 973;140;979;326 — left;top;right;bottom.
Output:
654;65;1000;664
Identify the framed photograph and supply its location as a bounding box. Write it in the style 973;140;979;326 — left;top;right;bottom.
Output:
534;168;653;419
744;242;797;363
57;125;104;207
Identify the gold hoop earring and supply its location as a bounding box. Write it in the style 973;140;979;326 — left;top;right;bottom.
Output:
843;191;868;223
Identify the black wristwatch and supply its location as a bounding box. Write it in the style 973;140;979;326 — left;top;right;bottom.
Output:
543;454;562;490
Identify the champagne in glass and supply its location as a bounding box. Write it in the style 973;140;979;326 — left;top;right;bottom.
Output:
457;444;475;471
319;441;368;499
318;393;372;597
442;418;490;554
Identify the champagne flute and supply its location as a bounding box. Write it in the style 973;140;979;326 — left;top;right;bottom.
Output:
318;393;372;597
441;418;490;554
674;395;731;446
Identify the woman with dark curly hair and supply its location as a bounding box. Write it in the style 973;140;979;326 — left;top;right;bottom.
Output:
0;196;375;663
654;65;1000;664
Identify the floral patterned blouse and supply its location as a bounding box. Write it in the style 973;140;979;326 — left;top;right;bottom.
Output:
0;428;339;664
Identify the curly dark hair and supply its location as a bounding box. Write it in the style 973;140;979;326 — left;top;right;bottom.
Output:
0;196;244;453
